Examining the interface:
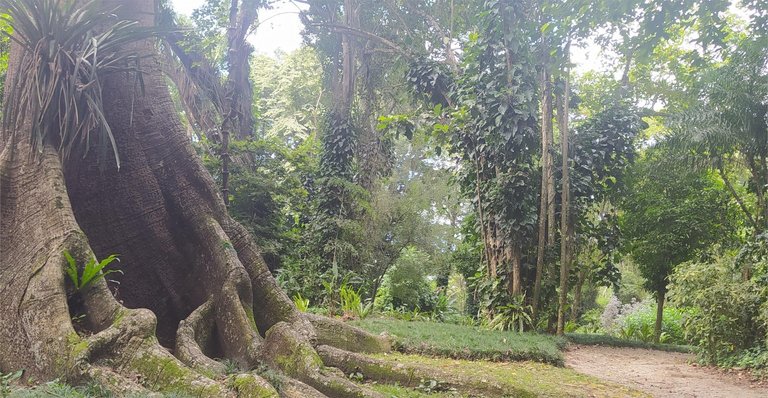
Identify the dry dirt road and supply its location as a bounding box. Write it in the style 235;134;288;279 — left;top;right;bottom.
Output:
566;345;768;397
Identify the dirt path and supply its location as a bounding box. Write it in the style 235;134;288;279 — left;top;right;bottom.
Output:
566;345;767;397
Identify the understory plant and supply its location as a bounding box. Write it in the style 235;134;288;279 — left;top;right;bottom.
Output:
340;284;373;319
600;294;688;344
292;293;310;312
484;295;533;333
669;253;767;364
63;251;121;293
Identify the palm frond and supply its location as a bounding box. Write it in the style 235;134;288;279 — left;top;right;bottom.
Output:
1;0;158;169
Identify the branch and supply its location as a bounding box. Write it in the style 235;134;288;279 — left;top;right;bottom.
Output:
307;22;411;58
718;161;758;230
404;0;459;71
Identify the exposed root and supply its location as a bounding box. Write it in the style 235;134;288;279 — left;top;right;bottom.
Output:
227;373;278;398
84;366;154;396
261;322;384;398
175;300;228;375
305;313;390;354
278;378;327;398
317;345;509;397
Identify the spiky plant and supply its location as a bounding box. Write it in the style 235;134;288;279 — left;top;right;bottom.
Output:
1;0;156;168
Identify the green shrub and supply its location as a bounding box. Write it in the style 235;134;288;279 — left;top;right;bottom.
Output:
484;295;532;332
340;285;372;319
718;346;768;372
383;246;435;312
574;308;603;334
669;255;766;363
614;303;689;345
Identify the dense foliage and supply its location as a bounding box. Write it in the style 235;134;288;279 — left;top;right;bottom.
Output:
3;0;762;378
156;0;768;372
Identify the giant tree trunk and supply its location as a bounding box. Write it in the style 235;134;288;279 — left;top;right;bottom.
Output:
0;2;403;396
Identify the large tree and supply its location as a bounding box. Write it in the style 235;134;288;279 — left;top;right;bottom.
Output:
0;1;455;396
621;144;738;343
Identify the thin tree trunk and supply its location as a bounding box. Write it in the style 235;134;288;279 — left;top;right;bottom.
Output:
219;0;259;207
570;268;586;322
760;153;768;229
545;70;556;309
475;156;495;278
533;66;552;321
556;56;571;336
717;162;757;230
654;292;665;344
749;154;765;228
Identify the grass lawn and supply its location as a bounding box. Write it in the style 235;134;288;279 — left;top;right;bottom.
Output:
351;318;566;365
363;353;647;397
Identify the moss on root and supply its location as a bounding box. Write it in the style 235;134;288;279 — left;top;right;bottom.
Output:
261;322;323;377
306;314;390;354
229;374;279;398
129;349;225;396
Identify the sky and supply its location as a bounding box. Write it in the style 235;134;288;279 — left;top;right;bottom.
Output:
170;0;307;56
169;0;607;73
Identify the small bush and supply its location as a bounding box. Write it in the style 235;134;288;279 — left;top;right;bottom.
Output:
292;293;310;312
718;346;768;372
574;308;602;334
380;246;436;312
669;255;766;364
614;303;689;344
340;285;373;319
484;295;532;332
599;294;688;345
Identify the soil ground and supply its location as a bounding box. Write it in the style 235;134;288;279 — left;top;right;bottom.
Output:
566;345;768;398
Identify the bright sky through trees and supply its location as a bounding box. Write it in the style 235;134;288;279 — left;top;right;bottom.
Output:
171;0;307;56
170;0;611;73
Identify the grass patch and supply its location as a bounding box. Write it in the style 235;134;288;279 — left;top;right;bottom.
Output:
566;333;695;353
365;353;647;397
369;384;457;397
6;381;193;398
351;317;566;365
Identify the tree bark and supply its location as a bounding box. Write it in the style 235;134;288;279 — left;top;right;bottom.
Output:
507;244;522;296
570;268;586;322
0;2;412;396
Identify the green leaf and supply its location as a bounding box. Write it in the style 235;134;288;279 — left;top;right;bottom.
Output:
63;250;80;290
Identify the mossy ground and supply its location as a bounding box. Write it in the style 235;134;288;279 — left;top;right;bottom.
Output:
361;353;648;397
